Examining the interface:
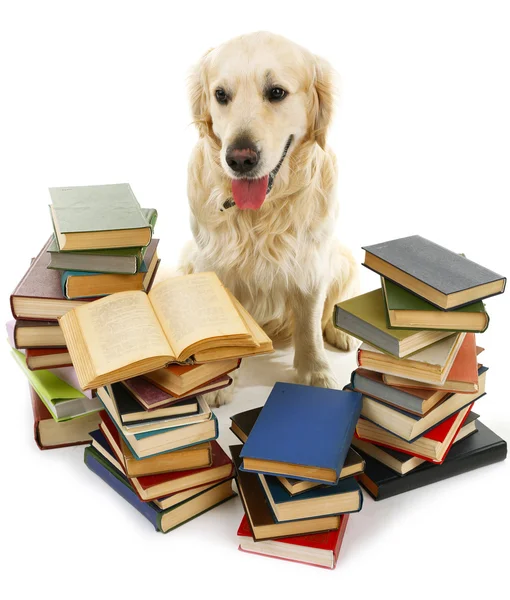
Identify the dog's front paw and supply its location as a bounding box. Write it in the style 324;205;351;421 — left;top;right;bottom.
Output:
298;367;340;390
201;386;234;408
323;320;359;352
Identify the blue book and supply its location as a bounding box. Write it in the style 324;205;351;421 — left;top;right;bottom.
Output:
259;473;363;522
240;383;362;485
84;446;236;533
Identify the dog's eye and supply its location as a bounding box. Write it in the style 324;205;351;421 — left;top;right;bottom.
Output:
215;88;229;105
268;87;287;102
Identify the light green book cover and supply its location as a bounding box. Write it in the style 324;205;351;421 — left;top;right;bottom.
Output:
49;183;150;234
11;349;101;422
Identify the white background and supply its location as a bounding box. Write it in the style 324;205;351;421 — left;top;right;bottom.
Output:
1;2;509;599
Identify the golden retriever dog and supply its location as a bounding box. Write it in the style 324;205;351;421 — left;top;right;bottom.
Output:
180;32;358;406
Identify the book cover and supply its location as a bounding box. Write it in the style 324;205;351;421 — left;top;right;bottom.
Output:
382;277;489;332
11;348;102;422
30;386;100;449
240;383;362;485
84;446;236;533
357;421;507;500
230;446;341;541
237;514;349;569
10;237;95;321
333;289;452;357
363;235;506;309
49;183;152;250
48;366;94;399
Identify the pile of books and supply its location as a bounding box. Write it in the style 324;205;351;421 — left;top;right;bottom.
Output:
229;383;365;569
333;235;507;500
8;183;274;534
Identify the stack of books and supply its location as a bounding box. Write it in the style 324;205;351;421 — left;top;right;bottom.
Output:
229;383;365;569
7;182;161;448
333;235;507;500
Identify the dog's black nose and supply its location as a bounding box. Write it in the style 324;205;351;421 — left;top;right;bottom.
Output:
226;141;260;174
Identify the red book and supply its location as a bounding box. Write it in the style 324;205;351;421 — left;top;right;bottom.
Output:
383;333;480;393
26;348;73;370
237;514;350;569
30;387;100;450
100;413;232;499
355;403;474;464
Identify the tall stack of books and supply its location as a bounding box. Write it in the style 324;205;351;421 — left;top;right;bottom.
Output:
8;183;160;448
333;235;507;500
229;383;365;569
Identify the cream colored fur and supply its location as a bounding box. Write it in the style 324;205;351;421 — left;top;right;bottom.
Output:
180;32;359;406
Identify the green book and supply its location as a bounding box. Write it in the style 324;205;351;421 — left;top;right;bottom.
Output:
11;349;102;422
333;289;455;358
49;183;153;251
382;278;489;332
47;208;158;274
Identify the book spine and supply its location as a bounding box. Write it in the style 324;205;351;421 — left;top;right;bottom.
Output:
375;442;507;501
84;447;162;531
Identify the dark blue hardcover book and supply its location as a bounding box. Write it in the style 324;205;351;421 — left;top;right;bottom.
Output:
84;446;236;532
240;383;362;485
260;473;363;521
89;428;119;462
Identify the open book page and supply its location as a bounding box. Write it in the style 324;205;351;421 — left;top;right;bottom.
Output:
148;272;251;360
74;291;174;376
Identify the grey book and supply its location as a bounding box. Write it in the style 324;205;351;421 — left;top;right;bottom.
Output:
363;235;506;310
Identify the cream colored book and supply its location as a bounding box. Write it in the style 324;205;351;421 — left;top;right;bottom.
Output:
59;272;273;390
357;333;466;385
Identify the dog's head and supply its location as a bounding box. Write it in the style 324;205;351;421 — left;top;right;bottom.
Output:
189;32;334;210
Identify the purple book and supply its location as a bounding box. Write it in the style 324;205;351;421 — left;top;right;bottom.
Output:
49;366;94;399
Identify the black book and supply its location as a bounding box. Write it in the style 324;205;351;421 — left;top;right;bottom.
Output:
362;235;506;309
357;421;506;500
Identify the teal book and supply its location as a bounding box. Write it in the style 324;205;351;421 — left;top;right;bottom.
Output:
240;383;362;485
259;473;363;522
84;446;236;533
49;183;153;251
382;278;489;332
11;348;102;422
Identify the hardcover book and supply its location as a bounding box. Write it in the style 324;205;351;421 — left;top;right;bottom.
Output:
6;319;65;349
49;184;154;251
230;446;341;541
97;387;219;459
357;421;507;500
348;366;486;442
352;412;479;476
59;272;273;390
122;374;232;411
84;447;236;533
357;333;465;385
143;357;240;396
382;333;480;393
381;278;489;332
240;383;362;485
99;411;213;477
237;514;349;569
25;348;72;371
93;427;233;500
31;387;101;449
60;239;159;299
362;235;506;309
355;404;473;463
230;406;365;494
333;289;453;358
258;473;362;521
12;349;101;422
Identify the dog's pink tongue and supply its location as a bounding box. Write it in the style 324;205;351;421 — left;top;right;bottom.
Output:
232;175;269;210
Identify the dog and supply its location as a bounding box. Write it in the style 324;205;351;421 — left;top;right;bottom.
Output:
180;32;359;406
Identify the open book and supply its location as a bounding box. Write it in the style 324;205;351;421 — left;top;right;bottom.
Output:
59;272;273;390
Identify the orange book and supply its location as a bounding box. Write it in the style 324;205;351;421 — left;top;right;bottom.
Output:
383;333;479;393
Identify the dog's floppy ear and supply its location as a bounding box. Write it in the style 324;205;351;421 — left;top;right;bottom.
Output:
312;55;334;149
188;49;214;138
